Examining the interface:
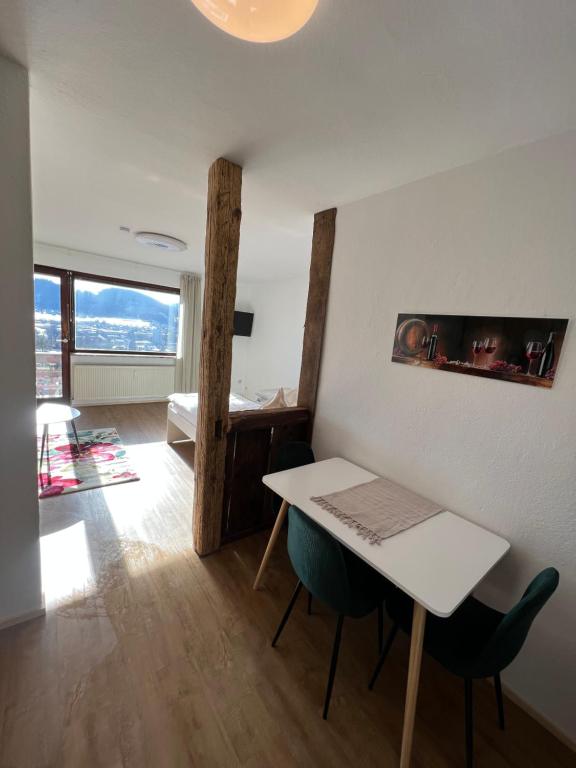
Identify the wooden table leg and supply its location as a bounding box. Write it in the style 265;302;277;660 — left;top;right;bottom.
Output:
400;601;427;768
253;499;289;590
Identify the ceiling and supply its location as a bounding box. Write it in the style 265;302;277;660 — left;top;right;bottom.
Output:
1;0;576;281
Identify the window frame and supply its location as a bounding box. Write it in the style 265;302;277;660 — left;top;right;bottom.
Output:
34;267;180;358
33;265;72;402
71;271;180;357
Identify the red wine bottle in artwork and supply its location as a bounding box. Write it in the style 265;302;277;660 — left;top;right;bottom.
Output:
537;332;556;377
426;324;439;361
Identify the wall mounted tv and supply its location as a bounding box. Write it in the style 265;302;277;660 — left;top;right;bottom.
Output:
234;311;254;337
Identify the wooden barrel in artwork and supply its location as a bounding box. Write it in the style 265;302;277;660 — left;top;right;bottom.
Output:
395;317;428;356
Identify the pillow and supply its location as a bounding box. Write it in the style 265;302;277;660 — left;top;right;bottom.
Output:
284;387;298;407
261;388;287;409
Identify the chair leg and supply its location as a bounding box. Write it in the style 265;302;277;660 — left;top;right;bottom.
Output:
494;673;505;730
465;678;474;768
377;602;384;652
368;621;399;690
271;581;303;648
323;615;344;720
307;592;313;615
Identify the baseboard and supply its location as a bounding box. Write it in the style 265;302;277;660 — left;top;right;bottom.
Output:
499;680;576;753
72;397;169;407
0;606;46;632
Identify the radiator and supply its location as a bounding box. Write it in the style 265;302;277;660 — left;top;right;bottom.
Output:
72;364;175;403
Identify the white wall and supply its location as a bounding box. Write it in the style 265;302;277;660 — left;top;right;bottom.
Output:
0;57;43;625
239;277;308;400
231;282;254;396
314;131;576;742
34;242;181;289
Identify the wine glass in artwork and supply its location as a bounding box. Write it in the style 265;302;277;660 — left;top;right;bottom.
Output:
483;337;497;367
471;340;484;366
525;340;544;376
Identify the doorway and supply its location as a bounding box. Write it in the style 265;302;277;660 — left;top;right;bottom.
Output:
33;266;71;402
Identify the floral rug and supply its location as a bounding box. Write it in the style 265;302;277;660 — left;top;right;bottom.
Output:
37;427;139;499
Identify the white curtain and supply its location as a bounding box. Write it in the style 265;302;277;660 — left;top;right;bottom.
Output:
175;272;202;393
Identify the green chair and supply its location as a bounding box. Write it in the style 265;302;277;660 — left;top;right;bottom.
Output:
272;505;393;719
271;442;316;613
272;442;315;514
368;568;559;767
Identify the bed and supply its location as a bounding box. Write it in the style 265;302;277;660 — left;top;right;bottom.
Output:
166;389;310;541
166;392;260;444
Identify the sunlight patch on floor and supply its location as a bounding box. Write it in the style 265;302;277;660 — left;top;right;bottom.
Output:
100;440;194;574
40;520;95;607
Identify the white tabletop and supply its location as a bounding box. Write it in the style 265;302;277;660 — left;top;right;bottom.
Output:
263;458;510;618
36;403;81;425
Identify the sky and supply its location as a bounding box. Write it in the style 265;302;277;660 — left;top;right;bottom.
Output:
34;274;180;306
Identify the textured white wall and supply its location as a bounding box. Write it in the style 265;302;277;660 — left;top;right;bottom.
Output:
241;276;308;400
0;58;43;624
34;242;182;288
314;131;576;741
230;282;254;396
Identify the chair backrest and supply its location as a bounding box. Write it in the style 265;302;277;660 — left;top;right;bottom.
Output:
272;442;315;512
274;441;315;473
475;567;559;676
287;505;353;614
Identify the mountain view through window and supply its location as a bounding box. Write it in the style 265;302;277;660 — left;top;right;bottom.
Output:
73;279;180;353
34;275;180;356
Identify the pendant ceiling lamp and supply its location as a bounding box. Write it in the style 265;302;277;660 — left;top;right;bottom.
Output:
190;0;319;43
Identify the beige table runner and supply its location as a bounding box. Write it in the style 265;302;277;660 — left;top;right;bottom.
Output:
311;478;443;545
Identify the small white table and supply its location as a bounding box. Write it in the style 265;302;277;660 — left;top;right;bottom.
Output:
36;403;82;487
256;458;510;768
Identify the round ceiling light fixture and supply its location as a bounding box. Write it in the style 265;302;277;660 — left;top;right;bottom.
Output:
190;0;319;44
134;232;188;252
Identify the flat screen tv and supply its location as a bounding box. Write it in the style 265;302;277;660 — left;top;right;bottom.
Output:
234;311;254;337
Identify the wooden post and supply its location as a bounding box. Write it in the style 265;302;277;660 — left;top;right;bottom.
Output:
193;158;242;556
297;208;337;426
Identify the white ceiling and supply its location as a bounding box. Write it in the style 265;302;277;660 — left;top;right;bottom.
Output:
1;0;576;281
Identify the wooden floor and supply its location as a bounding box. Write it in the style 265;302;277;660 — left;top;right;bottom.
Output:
0;403;573;767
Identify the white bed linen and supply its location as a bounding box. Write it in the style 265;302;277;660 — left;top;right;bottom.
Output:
168;392;260;426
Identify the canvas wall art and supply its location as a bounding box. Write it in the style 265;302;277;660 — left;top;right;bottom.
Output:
392;314;568;388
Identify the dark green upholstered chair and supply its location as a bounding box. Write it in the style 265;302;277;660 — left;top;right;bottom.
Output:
273;441;315;477
271;442;316;612
272;441;316;513
272;505;393;719
369;568;559;767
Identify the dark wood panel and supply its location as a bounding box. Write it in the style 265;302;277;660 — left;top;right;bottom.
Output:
229;406;309;432
222;427;271;540
221;409;310;543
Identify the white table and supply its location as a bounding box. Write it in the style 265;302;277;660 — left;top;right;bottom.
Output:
36;403;82;487
256;458;510;768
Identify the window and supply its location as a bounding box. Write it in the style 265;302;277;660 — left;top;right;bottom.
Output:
34;271;66;398
73;277;180;355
